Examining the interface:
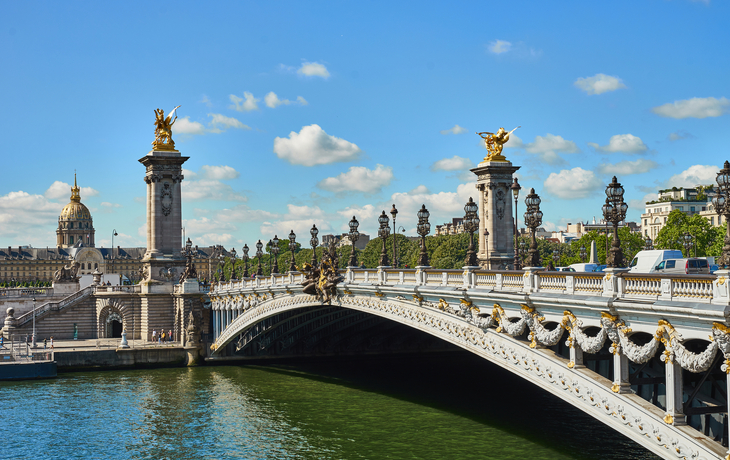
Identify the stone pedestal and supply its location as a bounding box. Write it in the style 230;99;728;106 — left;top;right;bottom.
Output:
471;160;520;270
53;281;81;296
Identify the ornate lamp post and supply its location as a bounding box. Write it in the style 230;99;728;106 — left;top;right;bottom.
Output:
552;249;560;269
242;244;250;278
270;235;280;274
378;211;391;266
310;225;319;267
31;296;36;348
463;197;479;267
580;244;587;262
288;230;297;272
417;204;431;267
645;236;653;251
255;240;264;276
713;161;730;268
111;229;118;263
523;188;543;267
602;176;629;268
229;248;237;280
218;253;226;282
348;216;360;267
181;238;198;282
683;232;692;258
390;205;398;268
510;178;522;270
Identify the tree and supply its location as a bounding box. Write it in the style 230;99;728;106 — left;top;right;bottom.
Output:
655;210;715;257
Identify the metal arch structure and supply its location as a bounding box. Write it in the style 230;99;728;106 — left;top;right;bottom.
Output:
209;267;730;460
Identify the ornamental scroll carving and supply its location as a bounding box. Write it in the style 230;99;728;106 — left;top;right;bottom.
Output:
495;188;506;220
161;182;173;216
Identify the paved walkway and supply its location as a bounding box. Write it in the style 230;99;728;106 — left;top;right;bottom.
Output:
1;337;182;352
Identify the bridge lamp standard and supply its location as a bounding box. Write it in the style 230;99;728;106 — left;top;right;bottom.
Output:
348;216;360;267
463;197;479;267
229;248;237;281
378;211;391;267
390;205;398;268
241;244;249;278
218;253;226;282
255;240;264;276
602;176;628;268
552;249;560;269
580;244;587;263
523;188;543;268
112;229;118;263
31;296;36;348
270;235;280;275
510;179;522;270
310;225;319;267
645;236;653;251
417;204;431;267
288;231;297;272
712;161;730;268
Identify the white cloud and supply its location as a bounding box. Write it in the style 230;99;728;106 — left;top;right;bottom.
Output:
0;190;64;244
317;164;394;194
544;167;603;199
208;113;251;133
200;165;240;180
665;164;719;188
574;73;626;95
587;134;648;153
229;92;260;112
214;204;278;223
260;204;330;239
264;92;308;108
430;156;474;172
44;181;99;200
652;97;729;119
488;40;512;54
100;202;122;208
298;62;330;78
524;134;579;164
199;95;212;107
440;125;467;135
597;159;658;176
173;116;206;135
273;124;362;166
388;182;476;229
669;130;695;141
503;134;524;149
337;204;378;223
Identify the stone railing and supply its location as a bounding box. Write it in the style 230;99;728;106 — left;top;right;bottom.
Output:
0;287;55;298
14;286;94;326
93;284;141;294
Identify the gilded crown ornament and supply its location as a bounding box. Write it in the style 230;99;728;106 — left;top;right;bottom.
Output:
476;126;520;162
153;106;180;150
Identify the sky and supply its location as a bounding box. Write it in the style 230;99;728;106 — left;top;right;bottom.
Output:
0;1;728;251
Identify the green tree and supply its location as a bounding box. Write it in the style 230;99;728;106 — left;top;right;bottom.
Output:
655;210;715;257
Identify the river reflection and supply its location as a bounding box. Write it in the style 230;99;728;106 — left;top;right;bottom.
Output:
0;352;658;459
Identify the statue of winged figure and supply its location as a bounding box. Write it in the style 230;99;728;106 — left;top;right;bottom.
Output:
476;126;520;162
153;106;180;150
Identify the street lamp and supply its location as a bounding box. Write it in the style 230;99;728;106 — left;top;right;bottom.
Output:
111;229;118;263
218;253;226;282
31;296;36;348
242;244;250;278
463;197;479;267
348;216;360;267
645;236;653;251
580;244;587;262
683;232;692;258
713;160;730;268
378;211;391;266
288;230;297;272
271;235;280;274
510;178;522;270
310;225;319;267
602;176;628;268
255;240;264;276
390;204;398;268
552;249;560;269
417;204;431;267
229;248;237;280
523;188;543;267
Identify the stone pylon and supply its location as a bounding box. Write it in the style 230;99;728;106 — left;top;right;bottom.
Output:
471;159;520;270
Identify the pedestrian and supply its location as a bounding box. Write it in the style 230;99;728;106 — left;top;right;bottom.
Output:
168;329;173;342
152;329;157;343
44;338;47;349
158;331;162;345
0;336;4;348
50;336;54;349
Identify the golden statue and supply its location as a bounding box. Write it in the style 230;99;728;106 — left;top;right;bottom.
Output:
153;106;180;150
476;126;520;162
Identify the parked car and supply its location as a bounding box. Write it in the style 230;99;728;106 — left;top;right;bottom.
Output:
556;267;576;272
654;258;710;275
629;250;684;273
568;263;599;272
592;265;607;272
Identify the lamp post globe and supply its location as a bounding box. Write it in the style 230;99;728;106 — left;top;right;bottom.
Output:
348;216;360;267
310;225;319;267
378;210;390;267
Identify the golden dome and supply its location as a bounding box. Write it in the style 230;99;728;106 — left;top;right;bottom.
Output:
59;174;92;221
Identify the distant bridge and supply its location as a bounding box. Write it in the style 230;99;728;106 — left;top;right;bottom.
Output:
210;266;730;459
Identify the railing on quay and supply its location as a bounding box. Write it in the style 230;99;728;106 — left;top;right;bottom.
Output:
93;285;142;294
209;266;728;306
14;286;95;327
0;287;55;298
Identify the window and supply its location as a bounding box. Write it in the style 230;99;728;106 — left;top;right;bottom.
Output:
70;236;74;244
69;222;73;229
677;206;684;211
666;260;675;268
691;206;695;212
664;217;667;224
711;217;715;226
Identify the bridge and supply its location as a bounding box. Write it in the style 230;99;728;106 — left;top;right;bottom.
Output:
210;265;730;460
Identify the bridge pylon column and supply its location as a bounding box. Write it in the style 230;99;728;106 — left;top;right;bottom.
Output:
609;343;632;394
567;332;584;369
662;352;687;426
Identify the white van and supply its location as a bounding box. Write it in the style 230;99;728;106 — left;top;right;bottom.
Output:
655;258;711;275
568;263;600;272
629;250;684;273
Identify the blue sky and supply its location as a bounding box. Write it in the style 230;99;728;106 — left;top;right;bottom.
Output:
1;1;728;250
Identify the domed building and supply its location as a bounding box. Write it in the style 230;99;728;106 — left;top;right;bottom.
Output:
57;174;95;248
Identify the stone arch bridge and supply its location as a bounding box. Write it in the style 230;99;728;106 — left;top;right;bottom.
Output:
210;266;730;460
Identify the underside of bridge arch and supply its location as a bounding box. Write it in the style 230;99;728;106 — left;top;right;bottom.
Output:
224;305;459;359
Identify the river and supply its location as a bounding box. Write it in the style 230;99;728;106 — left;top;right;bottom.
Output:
1;352;658;459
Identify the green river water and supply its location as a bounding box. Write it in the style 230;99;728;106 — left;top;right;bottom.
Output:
1;352;659;459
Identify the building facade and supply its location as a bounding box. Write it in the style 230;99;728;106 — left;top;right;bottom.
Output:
640;186;721;240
